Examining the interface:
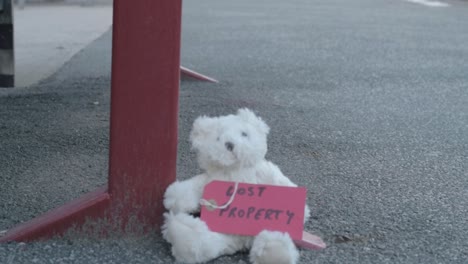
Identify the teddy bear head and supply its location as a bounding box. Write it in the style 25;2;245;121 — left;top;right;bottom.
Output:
190;108;270;171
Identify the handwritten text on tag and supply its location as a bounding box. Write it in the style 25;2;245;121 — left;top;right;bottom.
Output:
200;181;307;240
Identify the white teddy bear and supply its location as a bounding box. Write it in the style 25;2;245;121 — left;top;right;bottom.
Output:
162;108;310;264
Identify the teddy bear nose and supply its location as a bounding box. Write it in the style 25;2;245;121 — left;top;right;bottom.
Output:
225;142;234;152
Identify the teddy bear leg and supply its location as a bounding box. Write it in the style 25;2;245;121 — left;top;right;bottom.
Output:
162;212;244;263
249;230;299;264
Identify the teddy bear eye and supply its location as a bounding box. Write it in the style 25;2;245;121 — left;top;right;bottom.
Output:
241;132;248;137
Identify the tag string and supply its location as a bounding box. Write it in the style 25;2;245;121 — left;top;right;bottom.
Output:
200;182;239;210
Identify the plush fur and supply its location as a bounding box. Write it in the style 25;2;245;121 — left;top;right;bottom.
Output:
161;108;309;264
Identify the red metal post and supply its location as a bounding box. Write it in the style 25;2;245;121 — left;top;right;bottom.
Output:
108;0;181;232
0;0;181;242
180;66;218;83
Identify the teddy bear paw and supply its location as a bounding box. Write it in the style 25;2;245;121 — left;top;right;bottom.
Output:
162;212;229;263
163;181;199;213
250;230;299;264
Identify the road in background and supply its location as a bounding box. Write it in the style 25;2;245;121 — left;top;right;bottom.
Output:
13;3;112;87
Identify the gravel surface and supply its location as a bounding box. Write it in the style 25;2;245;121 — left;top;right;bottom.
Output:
1;0;468;263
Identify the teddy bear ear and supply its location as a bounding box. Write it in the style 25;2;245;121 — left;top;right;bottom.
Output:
236;108;270;135
190;115;216;142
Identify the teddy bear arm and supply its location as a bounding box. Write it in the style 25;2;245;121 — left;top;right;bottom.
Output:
256;161;298;187
163;174;208;213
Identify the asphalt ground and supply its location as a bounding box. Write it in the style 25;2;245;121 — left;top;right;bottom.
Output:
1;0;468;263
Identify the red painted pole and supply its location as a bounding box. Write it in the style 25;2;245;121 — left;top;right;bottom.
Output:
180;66;218;83
0;0;181;241
108;0;181;231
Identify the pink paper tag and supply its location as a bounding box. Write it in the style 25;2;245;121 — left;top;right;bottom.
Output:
200;180;306;240
296;231;327;250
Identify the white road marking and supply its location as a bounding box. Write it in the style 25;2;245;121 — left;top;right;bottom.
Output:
404;0;450;7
